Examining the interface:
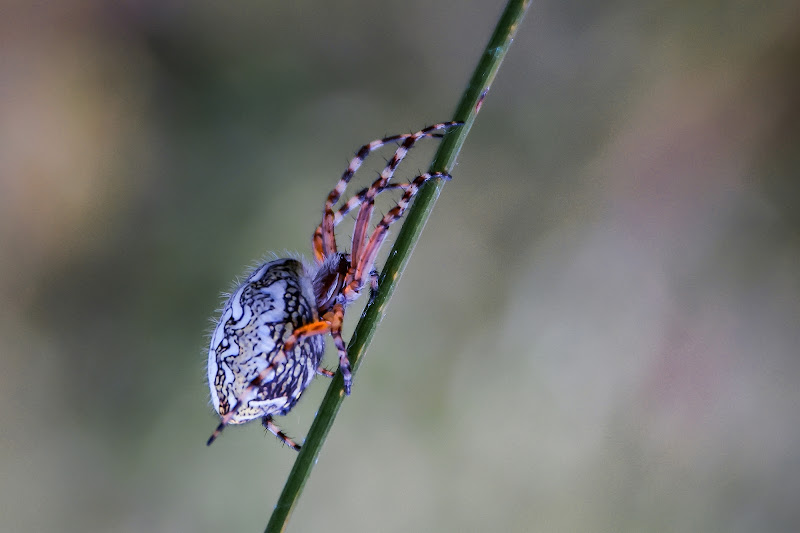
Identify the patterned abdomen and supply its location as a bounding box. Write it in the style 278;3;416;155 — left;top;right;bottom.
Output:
207;258;325;424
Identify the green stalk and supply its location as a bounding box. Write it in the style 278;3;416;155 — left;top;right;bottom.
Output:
266;1;531;531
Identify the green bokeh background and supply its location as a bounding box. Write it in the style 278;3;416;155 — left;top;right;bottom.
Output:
1;2;799;532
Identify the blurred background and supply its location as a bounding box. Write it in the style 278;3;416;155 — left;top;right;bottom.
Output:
1;1;799;531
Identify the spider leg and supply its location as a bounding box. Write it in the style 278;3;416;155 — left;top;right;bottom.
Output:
288;307;350;392
325;303;352;394
346;172;451;299
316;366;335;377
262;415;302;451
315;122;461;263
350;122;460;264
282;319;332;349
317;132;440;262
313;184;404;263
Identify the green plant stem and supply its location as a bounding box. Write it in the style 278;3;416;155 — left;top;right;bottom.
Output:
266;1;531;531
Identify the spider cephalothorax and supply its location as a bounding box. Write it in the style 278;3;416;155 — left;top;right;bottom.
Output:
206;121;461;449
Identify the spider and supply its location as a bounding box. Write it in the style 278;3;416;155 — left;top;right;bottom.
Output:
206;121;462;449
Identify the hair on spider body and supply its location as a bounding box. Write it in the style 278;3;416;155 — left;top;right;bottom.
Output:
206;121;462;449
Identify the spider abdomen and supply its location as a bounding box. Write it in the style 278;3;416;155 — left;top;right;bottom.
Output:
207;258;324;425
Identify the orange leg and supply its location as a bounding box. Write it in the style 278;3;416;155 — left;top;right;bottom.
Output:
316;366;335;377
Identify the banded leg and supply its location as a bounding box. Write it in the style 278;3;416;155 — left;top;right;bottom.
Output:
346;172;450;298
325;303;352;394
262;415;302;451
313;181;437;262
318;122;461;262
349;122;461;264
313;183;405;263
206;319;334;446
